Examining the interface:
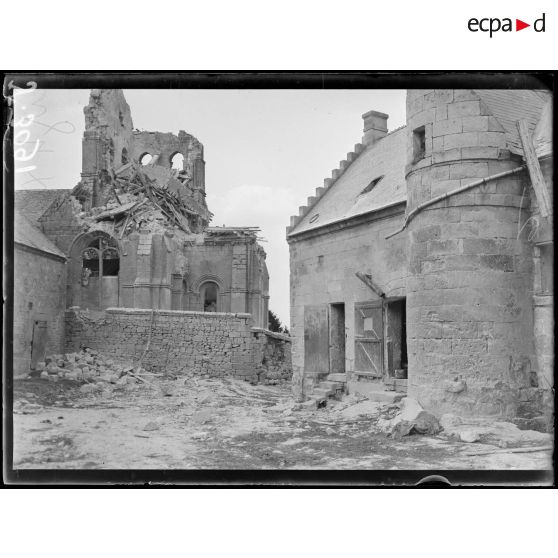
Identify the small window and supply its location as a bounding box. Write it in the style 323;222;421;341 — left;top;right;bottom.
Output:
139;153;153;166
412;126;426;163
359;175;384;196
121;147;129;165
309;213;320;223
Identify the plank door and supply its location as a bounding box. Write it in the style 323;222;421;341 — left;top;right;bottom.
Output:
304;305;330;373
354;301;383;378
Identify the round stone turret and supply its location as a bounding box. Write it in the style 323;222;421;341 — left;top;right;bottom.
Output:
405;89;535;417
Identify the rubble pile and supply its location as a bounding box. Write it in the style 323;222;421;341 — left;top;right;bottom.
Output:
72;161;213;239
33;348;150;393
374;397;442;438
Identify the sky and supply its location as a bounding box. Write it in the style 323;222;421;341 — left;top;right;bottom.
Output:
14;87;406;325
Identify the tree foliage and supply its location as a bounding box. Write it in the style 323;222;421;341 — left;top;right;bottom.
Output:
268;310;289;335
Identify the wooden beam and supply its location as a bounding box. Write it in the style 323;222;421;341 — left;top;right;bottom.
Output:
355;272;385;298
517;119;552;219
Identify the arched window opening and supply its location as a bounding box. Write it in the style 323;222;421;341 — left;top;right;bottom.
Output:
170;152;185;171
201;282;219;312
121;147;129;165
139;152;153;166
81;236;119;282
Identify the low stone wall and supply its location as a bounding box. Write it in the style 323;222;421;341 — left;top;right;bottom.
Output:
65;308;256;380
65;308;292;382
251;328;292;384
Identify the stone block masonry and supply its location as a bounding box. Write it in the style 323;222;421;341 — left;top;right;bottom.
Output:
405;89;539;418
65;307;291;382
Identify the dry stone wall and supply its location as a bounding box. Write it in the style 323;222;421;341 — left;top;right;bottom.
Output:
65;308;291;382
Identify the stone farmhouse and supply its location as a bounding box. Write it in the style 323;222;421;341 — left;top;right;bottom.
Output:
287;89;553;423
14;89;291;383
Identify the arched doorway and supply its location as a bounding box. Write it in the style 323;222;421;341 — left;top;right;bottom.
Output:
72;232;120;311
200;281;219;312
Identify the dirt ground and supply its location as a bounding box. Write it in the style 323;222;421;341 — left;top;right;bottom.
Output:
11;376;554;471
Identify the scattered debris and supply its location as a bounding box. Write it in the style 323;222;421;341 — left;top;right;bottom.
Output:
143;422;160;432
73;162;213;238
459;430;481;443
464;445;553;457
440;417;552;447
390;411;442;439
32;348;154;391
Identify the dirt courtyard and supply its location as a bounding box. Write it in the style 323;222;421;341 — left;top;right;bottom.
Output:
11;376;554;471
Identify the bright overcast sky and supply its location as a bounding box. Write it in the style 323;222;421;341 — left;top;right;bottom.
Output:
14;88;406;325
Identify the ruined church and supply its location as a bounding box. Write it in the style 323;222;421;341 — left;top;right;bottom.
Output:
14;89;275;378
287;89;553;425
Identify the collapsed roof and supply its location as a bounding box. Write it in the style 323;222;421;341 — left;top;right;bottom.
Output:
71;160;214;240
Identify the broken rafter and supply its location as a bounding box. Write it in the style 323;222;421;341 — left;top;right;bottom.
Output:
114;162;133;176
355;272;385;298
94;200;138;221
516;119;552;219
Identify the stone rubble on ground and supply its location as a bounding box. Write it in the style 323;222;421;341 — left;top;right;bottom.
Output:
32;348;151;393
439;415;552;446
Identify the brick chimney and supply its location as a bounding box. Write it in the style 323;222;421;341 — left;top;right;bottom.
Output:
362;110;388;146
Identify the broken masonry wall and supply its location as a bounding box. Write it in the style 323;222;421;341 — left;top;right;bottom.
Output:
288;208;408;400
133;130;206;193
81;90;135;209
14;245;67;378
251;328;292;384
248;245;270;329
405;89;537;418
65;308;259;380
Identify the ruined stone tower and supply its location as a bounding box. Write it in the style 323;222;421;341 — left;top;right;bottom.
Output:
34;89;269;327
405;89;537;417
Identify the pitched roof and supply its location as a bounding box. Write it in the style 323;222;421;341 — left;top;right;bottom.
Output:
289;126;407;236
14;189;71;227
474;90;547;155
14;211;66;259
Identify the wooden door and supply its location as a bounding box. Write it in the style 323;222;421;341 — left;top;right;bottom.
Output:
354;301;383;378
30;320;48;370
304;305;330;373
